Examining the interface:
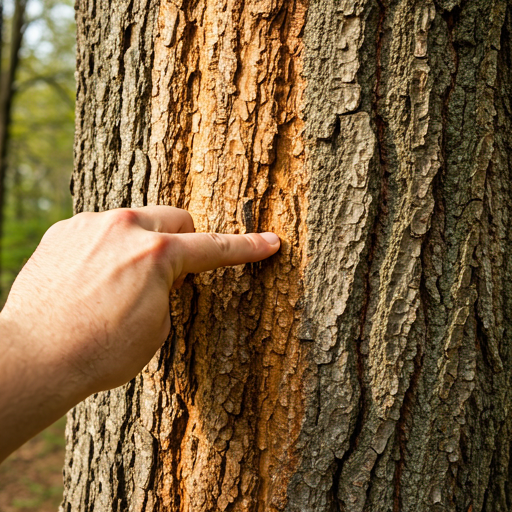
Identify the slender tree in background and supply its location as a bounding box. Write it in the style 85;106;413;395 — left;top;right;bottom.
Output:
0;0;75;301
62;1;512;511
0;2;3;101
0;0;27;293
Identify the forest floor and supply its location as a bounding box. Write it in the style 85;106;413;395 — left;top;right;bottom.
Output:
0;416;66;512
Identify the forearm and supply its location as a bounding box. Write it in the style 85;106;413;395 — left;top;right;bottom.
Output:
0;314;86;462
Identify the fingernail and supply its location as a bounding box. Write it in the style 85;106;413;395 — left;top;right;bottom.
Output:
260;232;280;245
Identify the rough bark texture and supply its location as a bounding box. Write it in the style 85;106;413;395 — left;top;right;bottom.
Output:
62;0;512;510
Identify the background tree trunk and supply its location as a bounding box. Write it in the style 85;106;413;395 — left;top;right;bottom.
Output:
61;0;512;510
0;0;27;293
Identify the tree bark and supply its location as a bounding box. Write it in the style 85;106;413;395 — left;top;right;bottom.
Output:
62;0;512;511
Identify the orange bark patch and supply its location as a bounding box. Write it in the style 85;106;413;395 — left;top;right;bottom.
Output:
146;0;310;510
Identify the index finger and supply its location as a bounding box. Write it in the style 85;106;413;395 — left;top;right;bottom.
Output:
173;232;280;275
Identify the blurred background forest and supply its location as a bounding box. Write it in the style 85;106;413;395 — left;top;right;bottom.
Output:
0;0;75;510
0;0;74;301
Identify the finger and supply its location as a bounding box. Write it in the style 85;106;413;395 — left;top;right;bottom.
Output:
173;232;280;275
132;206;195;234
171;274;187;290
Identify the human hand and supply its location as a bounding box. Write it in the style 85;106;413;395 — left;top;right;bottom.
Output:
0;206;279;461
2;206;280;393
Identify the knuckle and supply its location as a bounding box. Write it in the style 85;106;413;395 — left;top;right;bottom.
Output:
180;208;193;222
245;234;259;252
184;211;195;232
144;234;170;261
209;233;230;254
167;206;194;232
108;208;139;226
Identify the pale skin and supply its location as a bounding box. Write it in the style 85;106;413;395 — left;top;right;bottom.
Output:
0;206;280;463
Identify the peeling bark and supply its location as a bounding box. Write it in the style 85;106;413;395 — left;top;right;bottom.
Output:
62;0;512;510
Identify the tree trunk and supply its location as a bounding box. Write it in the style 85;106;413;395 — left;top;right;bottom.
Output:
62;0;512;510
0;0;27;293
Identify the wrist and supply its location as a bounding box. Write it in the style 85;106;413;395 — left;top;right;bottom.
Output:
0;306;92;398
0;312;89;461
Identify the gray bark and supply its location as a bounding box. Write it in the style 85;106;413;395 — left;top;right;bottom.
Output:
62;0;512;510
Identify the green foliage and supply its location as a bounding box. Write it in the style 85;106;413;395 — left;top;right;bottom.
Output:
1;0;75;300
11;482;63;509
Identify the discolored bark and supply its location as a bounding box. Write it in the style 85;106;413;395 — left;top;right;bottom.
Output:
62;0;512;510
